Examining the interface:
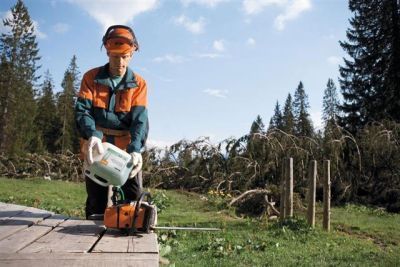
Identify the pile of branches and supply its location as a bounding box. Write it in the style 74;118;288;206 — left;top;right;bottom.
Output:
142;122;400;213
1;121;399;213
0;151;82;181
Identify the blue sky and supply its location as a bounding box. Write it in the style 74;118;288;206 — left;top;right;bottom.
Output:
0;0;351;148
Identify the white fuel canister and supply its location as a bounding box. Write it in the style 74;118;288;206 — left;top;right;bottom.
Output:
84;142;133;187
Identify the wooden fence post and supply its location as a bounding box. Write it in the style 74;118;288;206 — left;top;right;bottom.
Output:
285;157;293;218
307;160;317;227
280;158;286;221
323;160;331;231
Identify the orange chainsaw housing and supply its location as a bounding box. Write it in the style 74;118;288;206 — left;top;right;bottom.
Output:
104;202;157;233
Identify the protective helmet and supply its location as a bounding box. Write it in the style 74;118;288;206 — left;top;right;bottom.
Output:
102;25;139;54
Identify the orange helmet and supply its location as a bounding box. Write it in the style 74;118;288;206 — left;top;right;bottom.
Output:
102;25;139;54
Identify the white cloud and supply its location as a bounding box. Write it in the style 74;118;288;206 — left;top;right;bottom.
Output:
153;54;186;63
246;37;256;46
203;88;228;98
181;0;229;8
174;15;205;34
243;0;311;31
213;39;225;52
33;22;47;39
243;0;286;15
274;0;311;30
53;23;70;33
68;0;159;31
327;56;341;65
196;53;223;59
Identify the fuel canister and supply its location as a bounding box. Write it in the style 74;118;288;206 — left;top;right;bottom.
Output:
84;142;133;187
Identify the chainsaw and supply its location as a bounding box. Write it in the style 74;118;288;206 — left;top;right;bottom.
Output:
89;186;220;234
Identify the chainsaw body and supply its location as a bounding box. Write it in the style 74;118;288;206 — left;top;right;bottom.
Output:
104;201;157;233
104;190;157;233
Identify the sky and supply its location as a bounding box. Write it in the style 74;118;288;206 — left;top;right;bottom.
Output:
0;0;352;148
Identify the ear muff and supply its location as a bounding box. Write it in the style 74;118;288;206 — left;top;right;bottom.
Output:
102;25;139;51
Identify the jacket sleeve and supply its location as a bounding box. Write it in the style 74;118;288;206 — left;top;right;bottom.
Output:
75;70;103;140
127;74;149;153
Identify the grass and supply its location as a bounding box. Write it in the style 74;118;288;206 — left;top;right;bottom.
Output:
1;177;399;266
0;177;86;218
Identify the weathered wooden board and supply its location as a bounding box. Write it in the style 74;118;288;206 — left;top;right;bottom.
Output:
0;202;26;210
19;219;105;253
0;214;67;253
93;228;159;253
0;252;159;267
0;207;53;241
0;203;27;219
0;203;159;267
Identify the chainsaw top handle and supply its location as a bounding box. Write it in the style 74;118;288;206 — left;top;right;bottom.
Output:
130;192;152;235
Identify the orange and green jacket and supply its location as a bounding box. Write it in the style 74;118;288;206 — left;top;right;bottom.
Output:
75;63;148;154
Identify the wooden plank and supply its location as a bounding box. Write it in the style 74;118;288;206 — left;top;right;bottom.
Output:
0;214;67;253
0;207;53;241
0;252;159;267
93;229;159;253
19;219;105;253
0;202;26;211
0;203;28;219
128;232;159;253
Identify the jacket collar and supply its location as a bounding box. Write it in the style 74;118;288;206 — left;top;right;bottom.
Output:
94;63;138;90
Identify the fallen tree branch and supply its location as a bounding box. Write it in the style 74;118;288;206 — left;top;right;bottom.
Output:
229;189;270;207
265;195;280;216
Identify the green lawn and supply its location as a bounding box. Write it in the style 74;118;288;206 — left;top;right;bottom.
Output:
0;177;86;217
0;177;399;266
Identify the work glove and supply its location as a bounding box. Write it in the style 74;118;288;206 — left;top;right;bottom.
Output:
86;136;104;165
129;152;143;178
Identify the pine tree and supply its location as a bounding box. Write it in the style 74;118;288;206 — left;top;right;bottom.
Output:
0;55;13;152
293;81;313;137
282;93;294;135
56;55;80;153
268;101;283;130
247;115;265;160
34;70;61;153
0;0;40;154
250;115;265;135
322;78;340;128
382;0;400;121
339;0;400;133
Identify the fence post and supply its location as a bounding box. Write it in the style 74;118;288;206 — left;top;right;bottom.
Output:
279;158;286;221
285;157;293;218
323;160;331;231
307;160;317;227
